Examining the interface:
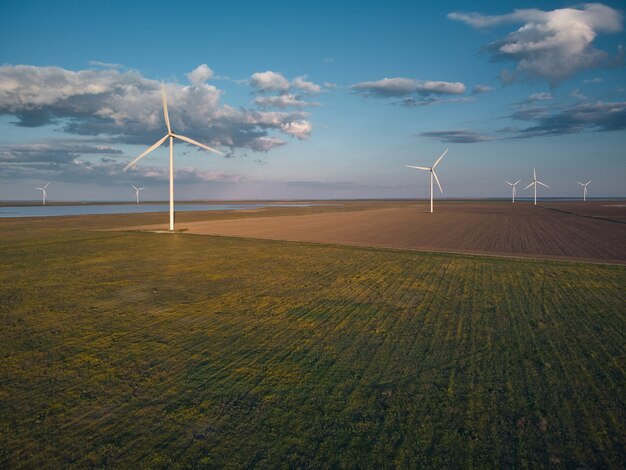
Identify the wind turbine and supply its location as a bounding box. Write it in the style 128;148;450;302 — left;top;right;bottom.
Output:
35;183;50;206
124;85;223;231
524;168;548;206
406;149;448;213
505;179;521;203
131;185;145;204
577;180;591;201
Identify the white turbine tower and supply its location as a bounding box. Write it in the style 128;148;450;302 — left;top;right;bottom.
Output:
524;168;548;206
131;185;145;204
505;179;521;203
35;183;50;206
406;149;448;213
124;85;223;231
577;180;591;201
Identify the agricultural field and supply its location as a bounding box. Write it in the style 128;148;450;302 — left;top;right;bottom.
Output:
141;200;626;264
1;205;625;468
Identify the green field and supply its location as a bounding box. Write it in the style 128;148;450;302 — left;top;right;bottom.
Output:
1;214;625;468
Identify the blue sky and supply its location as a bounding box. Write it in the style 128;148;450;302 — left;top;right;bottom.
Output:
1;0;625;201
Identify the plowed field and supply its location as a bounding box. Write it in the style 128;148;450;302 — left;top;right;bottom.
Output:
136;201;626;264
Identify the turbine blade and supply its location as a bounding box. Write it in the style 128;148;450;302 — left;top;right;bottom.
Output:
432;170;443;193
537;181;549;188
533;167;536;180
406;165;430;171
524;182;534;190
577;182;584;186
131;185;138;190
138;187;145;191
172;133;223;155
432;149;448;168
162;86;171;134
505;180;513;186
515;179;521;185
124;135;168;170
586;180;591;185
35;187;43;190
43;182;50;189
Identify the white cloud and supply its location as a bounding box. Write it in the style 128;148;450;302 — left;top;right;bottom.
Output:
280;120;312;139
449;4;624;84
186;64;214;86
250;71;291;92
528;92;553;101
351;77;465;98
417;80;465;95
473;84;494;94
351;78;418;97
254;94;319;109
248;71;323;109
292;76;322;94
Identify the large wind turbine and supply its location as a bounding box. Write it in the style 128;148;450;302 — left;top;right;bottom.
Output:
35;183;50;206
577;180;591;201
505;179;521;203
406;149;448;213
131;185;145;204
124;86;222;230
524;168;548;206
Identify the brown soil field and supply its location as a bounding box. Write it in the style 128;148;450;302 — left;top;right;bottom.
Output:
129;200;626;264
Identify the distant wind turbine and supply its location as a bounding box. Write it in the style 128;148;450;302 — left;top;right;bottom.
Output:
124;85;223;231
524;168;548;206
406;149;448;213
505;179;521;203
577;180;591;201
35;183;50;206
131;185;145;204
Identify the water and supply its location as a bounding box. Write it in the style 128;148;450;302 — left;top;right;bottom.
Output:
0;203;310;218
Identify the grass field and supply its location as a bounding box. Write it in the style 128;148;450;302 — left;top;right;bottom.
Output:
1;209;625;468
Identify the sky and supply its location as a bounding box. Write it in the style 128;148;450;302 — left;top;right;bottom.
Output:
1;0;625;201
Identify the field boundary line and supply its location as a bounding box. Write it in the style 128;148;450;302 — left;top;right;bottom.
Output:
538;204;626;225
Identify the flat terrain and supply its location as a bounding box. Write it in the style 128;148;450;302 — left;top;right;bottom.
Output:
1;203;625;468
133;201;626;264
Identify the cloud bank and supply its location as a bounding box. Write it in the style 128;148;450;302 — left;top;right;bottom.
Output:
0;64;313;152
449;3;624;85
419;129;495;143
0;64;319;181
511;100;626;137
350;77;467;106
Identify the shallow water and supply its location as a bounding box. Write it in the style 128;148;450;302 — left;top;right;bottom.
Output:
0;203;309;218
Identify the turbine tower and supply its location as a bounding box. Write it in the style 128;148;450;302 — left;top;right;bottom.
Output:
35;183;50;206
524;168;548;206
505;179;521;203
124;85;222;230
577;180;591;202
406;149;448;213
131;185;145;204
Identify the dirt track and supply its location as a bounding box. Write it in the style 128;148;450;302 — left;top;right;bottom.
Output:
133;201;626;264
